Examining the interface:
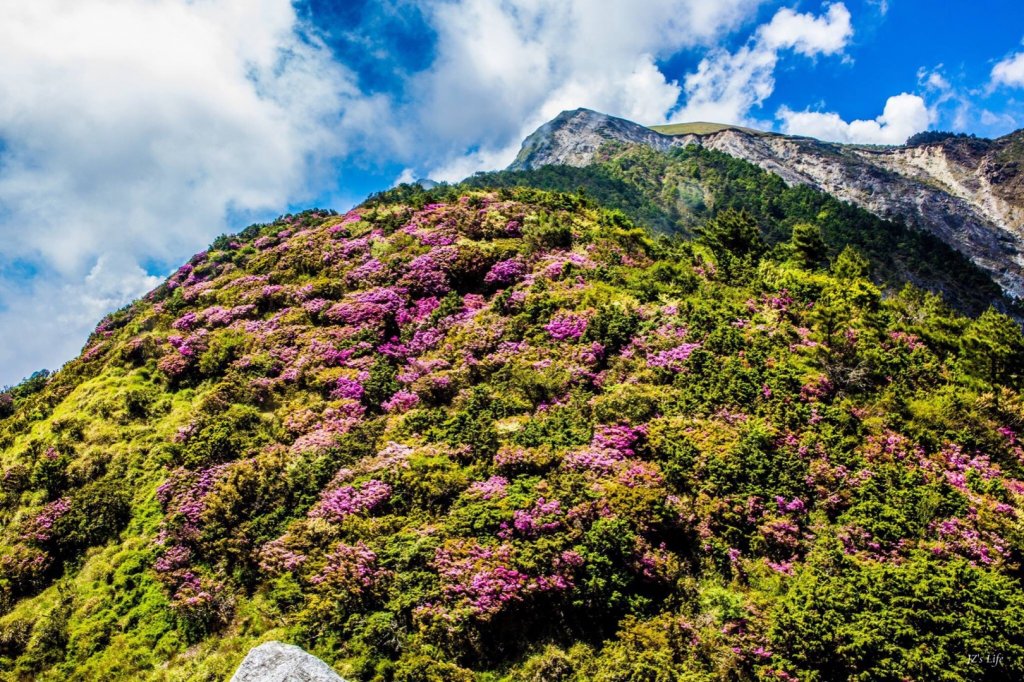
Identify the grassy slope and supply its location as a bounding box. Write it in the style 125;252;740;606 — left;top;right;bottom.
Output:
649;122;765;136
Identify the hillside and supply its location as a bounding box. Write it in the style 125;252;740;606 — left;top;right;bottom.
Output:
513;109;1024;301
475;143;1006;316
2;177;1024;680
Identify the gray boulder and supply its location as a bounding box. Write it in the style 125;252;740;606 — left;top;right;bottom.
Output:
229;641;345;682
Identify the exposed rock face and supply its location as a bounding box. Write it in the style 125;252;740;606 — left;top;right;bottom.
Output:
230;642;345;682
862;135;1024;244
510;109;1024;300
509;108;674;170
689;131;1024;300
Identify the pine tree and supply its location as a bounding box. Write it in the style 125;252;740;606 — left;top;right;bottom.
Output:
961;308;1024;396
791;222;826;267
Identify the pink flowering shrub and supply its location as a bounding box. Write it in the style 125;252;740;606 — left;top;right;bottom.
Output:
310;479;392;522
647;343;701;372
382;389;420;413
21;498;71;543
306;542;389;615
430;540;574;621
258;536;307;575
545;312;588;341
484;258;527;286
511;497;563;537
468;476;509;500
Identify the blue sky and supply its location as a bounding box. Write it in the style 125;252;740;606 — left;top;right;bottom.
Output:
1;0;1024;385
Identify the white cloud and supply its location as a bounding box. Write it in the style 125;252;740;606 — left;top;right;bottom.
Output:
0;257;161;385
0;0;379;383
907;62;1022;137
403;0;765;180
674;43;779;125
410;1;855;181
760;3;852;56
777;92;933;144
920;69;951;92
991;52;1024;89
673;2;852;125
980;109;1017;128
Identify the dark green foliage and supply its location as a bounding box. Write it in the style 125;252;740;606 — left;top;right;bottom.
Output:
363;357;400;411
961;308;1024;390
523;212;572;252
198;330;247;377
49;478;131;556
582;304;641;356
906;130;981;146
177;404;266;467
698;208;764;280
831;244;871;280
790;222;826;267
774;550;1024;679
699;208;764;257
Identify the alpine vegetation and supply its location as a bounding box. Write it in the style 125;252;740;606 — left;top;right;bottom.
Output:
2;149;1024;680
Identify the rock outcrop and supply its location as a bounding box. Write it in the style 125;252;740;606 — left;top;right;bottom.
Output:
509;108;674;170
230;642;345;682
511;108;1024;300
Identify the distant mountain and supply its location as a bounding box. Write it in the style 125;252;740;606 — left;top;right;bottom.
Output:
512;108;1024;300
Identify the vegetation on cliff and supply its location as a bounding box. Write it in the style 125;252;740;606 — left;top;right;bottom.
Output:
462;145;1006;315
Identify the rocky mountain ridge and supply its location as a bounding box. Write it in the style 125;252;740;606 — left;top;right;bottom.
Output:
511;109;1024;299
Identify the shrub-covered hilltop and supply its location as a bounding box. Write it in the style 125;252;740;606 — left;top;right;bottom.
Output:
3;152;1024;680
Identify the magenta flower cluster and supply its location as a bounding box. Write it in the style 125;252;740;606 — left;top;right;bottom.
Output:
545;313;588;341
382;390;420;413
23;497;71;543
468;475;509;500
484;258;527;286
433;540;574;619
310;479;392;522
309;541;384;589
258;537;308;575
647;343;701;372
331;376;366;401
511;497;563;537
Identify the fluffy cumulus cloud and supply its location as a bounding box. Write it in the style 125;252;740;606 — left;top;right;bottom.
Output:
0;0;382;383
406;0;766;181
777;93;933;144
672;2;852;126
991;52;1024;89
413;1;860;180
759;2;852;56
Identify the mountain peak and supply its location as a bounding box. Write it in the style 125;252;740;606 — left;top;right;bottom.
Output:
510;110;774;172
509;109;672;171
